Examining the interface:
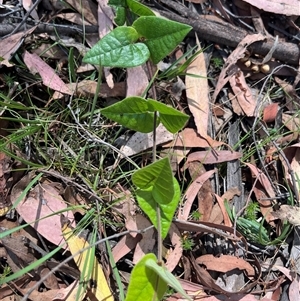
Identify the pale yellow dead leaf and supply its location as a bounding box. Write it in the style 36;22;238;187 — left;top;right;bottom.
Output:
62;221;114;301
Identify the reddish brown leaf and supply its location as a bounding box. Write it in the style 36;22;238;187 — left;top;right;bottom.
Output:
178;168;215;221
112;233;141;263
11;174;75;248
214;194;232;227
164;128;223;148
0;28;36;66
186;150;242;165
165;223;183;272
263;103;279;123
23;51;72;95
229;70;257;116
196;254;255;277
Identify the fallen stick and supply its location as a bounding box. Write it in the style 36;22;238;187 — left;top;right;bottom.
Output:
156;1;299;65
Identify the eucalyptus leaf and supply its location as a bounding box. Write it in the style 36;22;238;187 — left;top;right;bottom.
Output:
101;97;157;133
125;253;167;301
133;16;192;63
132;157;174;204
83;27;150;67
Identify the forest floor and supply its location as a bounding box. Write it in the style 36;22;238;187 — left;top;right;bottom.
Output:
0;0;300;300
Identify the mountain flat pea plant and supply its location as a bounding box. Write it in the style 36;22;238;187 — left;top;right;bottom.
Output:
83;1;192;300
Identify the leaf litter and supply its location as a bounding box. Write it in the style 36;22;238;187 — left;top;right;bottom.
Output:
1;0;300;300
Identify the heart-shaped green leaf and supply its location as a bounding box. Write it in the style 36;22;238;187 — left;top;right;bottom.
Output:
101;97;157;133
133;16;192;63
133;157;174;204
126;0;155;16
145;258;191;300
147;99;189;133
83;27;150;67
125;253;167;301
135;177;180;239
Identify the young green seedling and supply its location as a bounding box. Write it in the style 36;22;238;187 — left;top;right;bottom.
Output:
82;2;192;300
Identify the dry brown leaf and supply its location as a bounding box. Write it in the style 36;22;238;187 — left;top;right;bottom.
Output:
64;0;98;25
214;194;232;227
126;66;149;97
213;33;265;102
263;103;279;123
229;70;257;116
120;123;174;157
195;254;255;277
56;12;93;25
282;143;300;195
245;163;275;223
98;0;114;38
112;233;141;263
22;0;39;20
165;223;183;272
111;190;137;219
289;277;300;301
0;28;36;66
245;163;276;199
272;205;300;226
125;214;155;264
39;266;59;289
186;150;242;165
98;0;115;89
185;43;209;137
242;0;300;16
209;188;241;225
164;128;223;149
23;51;72;95
275;77;299;111
11;177;75;248
0;230;35;273
178;169;215;221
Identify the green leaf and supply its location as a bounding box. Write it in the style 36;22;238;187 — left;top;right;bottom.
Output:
133;157;174;204
136;177;180;238
126;0;155;16
114;6;126;26
133;16;192;63
108;0;126;5
145;258;192;301
101;97;157;133
83;27;150;67
125;253;167;301
147;99;189;133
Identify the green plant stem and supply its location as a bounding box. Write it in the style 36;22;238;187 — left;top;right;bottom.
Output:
89;66;102;129
152;111;163;264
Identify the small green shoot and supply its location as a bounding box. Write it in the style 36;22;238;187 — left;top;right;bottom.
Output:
181;235;195;251
190;210;202;221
